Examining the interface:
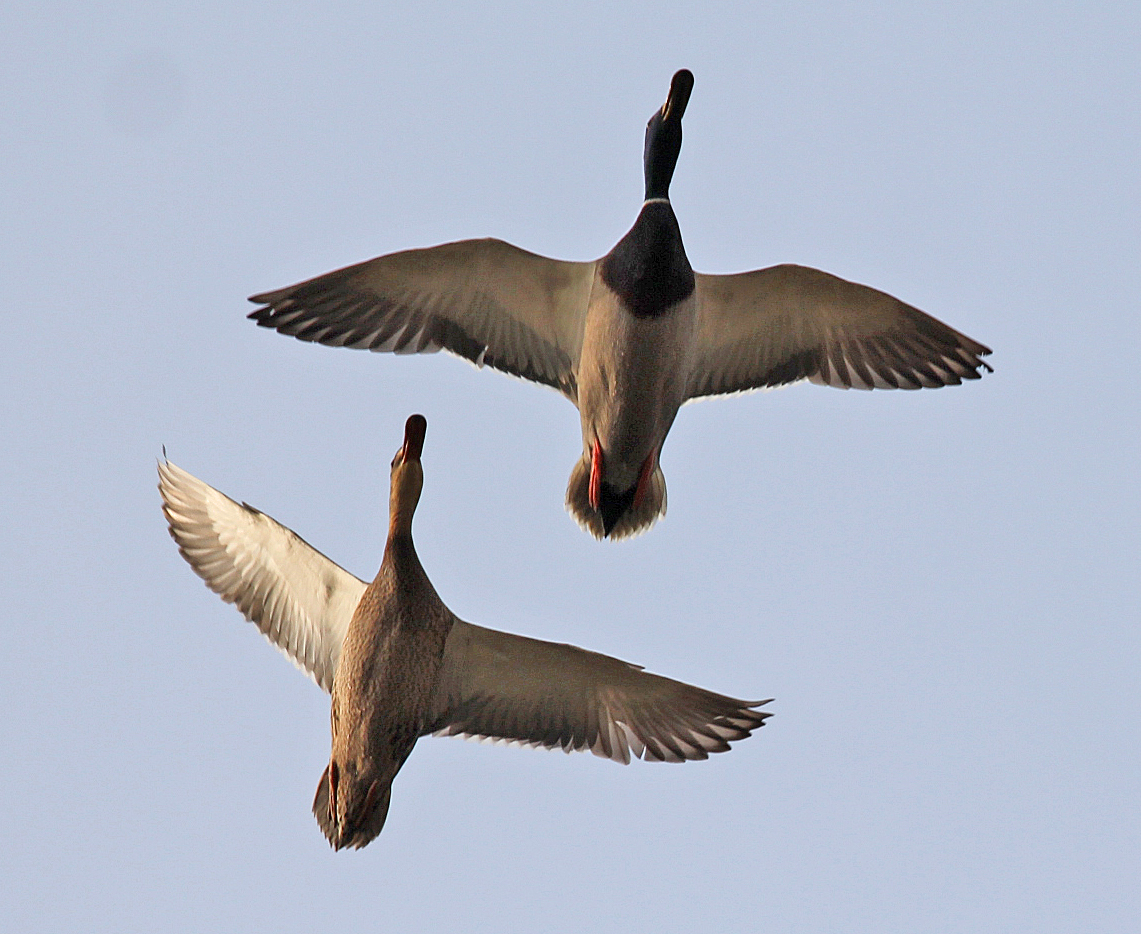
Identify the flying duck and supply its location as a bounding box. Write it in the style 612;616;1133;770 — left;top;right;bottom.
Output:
249;69;992;540
159;415;770;849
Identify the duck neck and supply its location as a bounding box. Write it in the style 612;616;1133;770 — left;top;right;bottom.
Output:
600;201;693;318
643;119;681;200
386;462;422;540
382;529;419;574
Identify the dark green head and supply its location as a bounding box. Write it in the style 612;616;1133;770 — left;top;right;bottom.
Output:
643;69;694;201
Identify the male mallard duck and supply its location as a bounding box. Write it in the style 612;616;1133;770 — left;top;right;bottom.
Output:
160;415;770;849
249;70;991;540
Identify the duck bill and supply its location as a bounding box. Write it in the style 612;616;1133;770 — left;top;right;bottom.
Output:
662;69;694;123
401;414;427;463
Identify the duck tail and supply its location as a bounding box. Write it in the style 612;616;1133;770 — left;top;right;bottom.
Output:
313;764;393;850
565;456;667;541
313;763;335;844
616;463;667;540
565;454;605;539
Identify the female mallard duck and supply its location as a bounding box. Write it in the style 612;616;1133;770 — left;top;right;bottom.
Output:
160;415;770;849
249;70;991;540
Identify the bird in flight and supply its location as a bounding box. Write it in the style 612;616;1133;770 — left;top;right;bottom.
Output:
160;415;770;848
249;69;991;540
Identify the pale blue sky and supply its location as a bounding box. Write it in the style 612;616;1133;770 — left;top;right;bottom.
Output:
3;2;1138;932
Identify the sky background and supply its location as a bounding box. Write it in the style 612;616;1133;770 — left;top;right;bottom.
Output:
3;2;1138;932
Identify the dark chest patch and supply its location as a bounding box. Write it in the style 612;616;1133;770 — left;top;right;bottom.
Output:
599;202;694;319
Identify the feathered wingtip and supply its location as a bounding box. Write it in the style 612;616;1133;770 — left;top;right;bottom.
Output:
564;454;667;541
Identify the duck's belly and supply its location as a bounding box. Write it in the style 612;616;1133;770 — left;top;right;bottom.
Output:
333;601;452;765
578;286;696;488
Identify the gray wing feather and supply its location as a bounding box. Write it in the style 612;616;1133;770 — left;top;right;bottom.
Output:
249;238;596;402
426;621;770;764
687;265;992;398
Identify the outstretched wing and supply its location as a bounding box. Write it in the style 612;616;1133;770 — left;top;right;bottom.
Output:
249;238;596;402
159;459;363;692
687;265;992;398
427;621;771;764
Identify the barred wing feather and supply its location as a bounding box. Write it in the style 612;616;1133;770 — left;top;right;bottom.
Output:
249;238;595;402
159;459;363;693
687;265;992;398
427;621;770;764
